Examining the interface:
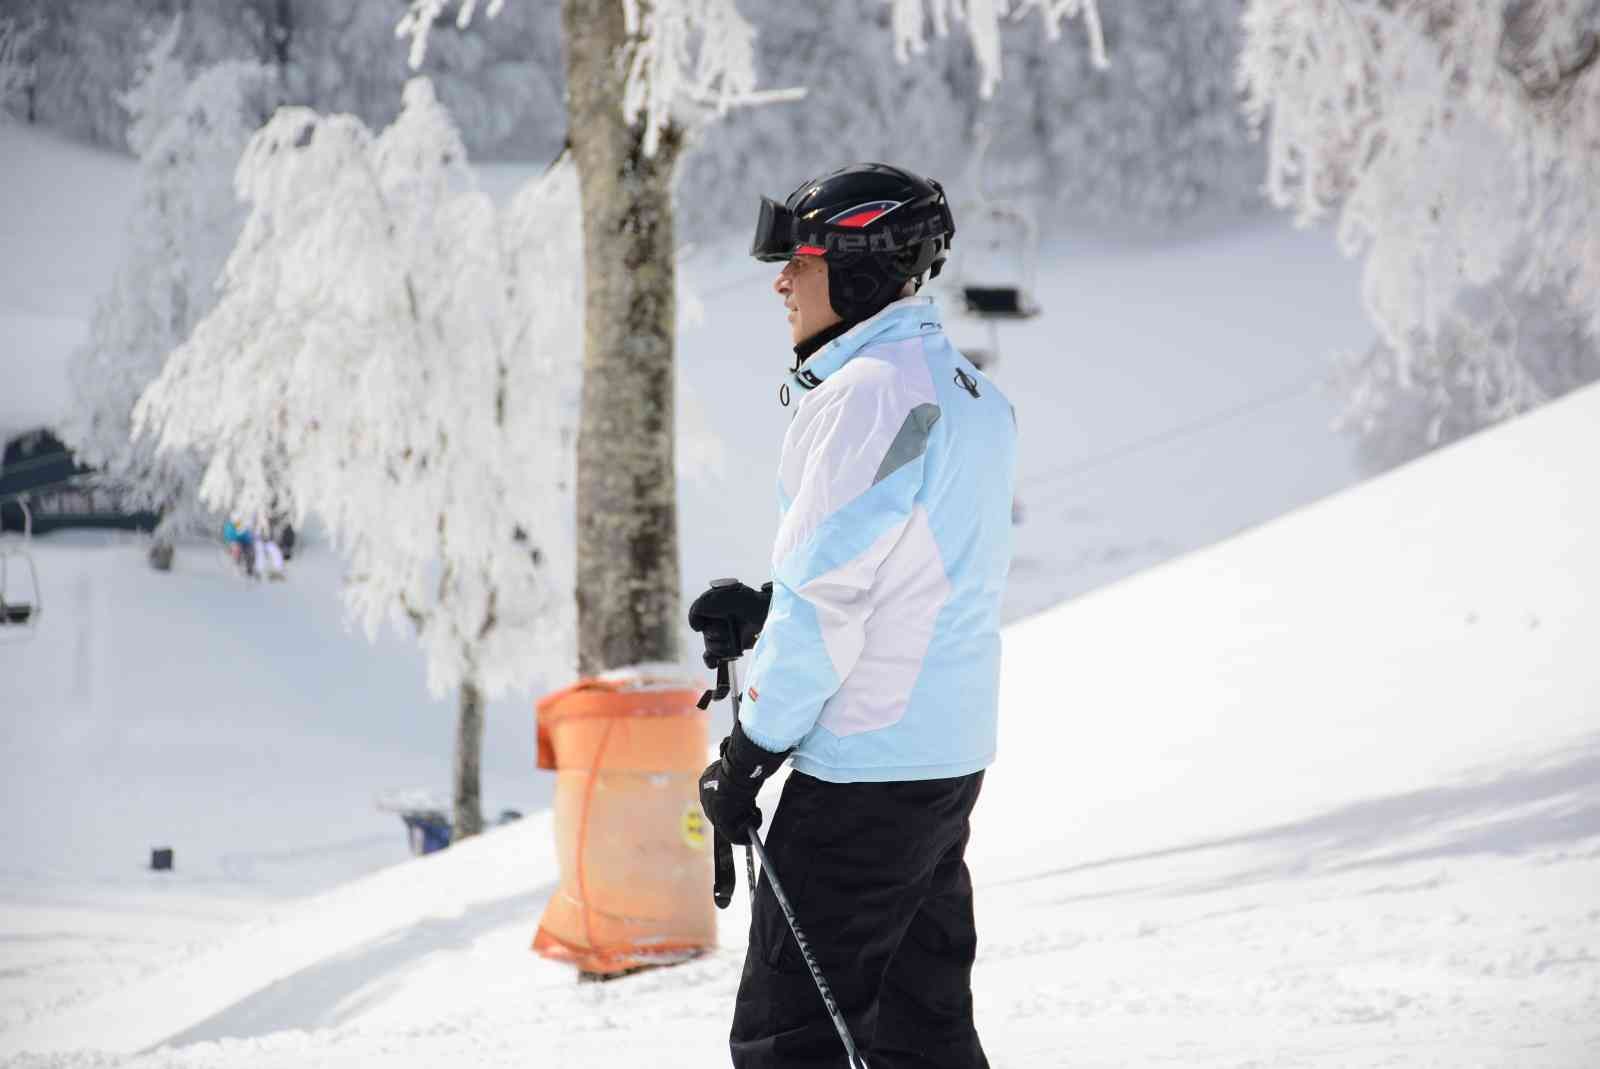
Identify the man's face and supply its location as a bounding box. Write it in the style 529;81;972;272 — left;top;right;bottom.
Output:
774;255;841;346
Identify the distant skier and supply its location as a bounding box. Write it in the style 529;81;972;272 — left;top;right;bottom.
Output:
251;517;286;581
223;519;254;577
691;163;1017;1068
225;516;284;580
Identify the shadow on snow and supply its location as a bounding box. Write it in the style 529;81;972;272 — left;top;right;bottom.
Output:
148;884;554;1052
1003;733;1600;902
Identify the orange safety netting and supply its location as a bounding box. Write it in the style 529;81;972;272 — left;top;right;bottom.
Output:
531;673;715;975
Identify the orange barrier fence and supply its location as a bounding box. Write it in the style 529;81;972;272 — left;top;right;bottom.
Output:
531;672;715;975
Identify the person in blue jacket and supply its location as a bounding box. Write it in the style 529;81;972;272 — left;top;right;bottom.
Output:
223;519;254;576
692;164;1017;1069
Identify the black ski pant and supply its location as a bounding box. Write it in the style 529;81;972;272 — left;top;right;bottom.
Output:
730;769;988;1069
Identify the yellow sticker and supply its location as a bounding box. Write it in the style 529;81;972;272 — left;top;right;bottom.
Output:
681;802;708;851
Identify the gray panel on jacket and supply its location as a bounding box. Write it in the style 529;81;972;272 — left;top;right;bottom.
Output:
873;403;942;485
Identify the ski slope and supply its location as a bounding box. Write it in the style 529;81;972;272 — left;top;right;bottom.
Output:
4;379;1597;1067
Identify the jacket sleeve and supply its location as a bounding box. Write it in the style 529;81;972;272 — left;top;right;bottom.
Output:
738;366;941;752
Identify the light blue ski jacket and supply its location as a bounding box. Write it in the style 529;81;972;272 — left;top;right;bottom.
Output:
740;296;1017;783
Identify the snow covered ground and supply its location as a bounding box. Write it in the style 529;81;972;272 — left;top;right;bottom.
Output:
11;116;1595;1065
4;377;1596;1066
0;533;552;1033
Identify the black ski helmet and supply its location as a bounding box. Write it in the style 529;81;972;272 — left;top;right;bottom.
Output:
750;163;956;322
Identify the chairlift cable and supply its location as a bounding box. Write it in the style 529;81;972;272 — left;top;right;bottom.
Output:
1017;371;1327;504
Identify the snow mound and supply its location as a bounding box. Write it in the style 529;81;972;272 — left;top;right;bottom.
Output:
1;815;560;1056
977;378;1600;881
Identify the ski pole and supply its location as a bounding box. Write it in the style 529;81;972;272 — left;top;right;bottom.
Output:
748;828;868;1069
744;836;758;910
726;660;869;1069
727;660;760;911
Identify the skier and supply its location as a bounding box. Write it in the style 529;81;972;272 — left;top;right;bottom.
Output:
223;519;254;577
251;519;286;581
691;163;1017;1068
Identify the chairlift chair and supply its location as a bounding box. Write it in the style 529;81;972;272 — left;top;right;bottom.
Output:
951;122;1043;377
952;201;1042;382
950;121;1040;528
0;499;41;635
955;119;1043;319
958;204;1042;323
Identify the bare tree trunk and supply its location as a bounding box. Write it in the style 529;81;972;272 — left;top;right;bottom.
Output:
271;0;293;72
148;506;178;572
453;678;485;841
562;0;683;676
147;538;174;572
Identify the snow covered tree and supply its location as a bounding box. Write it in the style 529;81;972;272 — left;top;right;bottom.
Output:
1;1;142;140
296;0;565;162
11;0;563;161
0;13;41;121
135;80;579;839
1239;0;1600;465
402;0;773;676
679;1;1259;236
61;20;268;569
1334;272;1600;470
995;0;1260;225
19;2;1265;231
887;0;1108;98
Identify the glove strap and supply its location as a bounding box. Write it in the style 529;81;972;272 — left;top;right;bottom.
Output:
712;829;736;909
696;660;731;711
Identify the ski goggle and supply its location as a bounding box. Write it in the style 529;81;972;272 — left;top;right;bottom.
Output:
749;186;955;263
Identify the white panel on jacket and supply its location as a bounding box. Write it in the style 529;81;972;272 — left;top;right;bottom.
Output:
797;519;904;691
773;341;938;570
817;504;951;738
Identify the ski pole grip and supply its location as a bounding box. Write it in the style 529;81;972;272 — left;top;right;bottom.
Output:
697;660;731;710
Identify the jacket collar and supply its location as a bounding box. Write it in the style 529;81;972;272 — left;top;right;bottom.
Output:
790;297;943;394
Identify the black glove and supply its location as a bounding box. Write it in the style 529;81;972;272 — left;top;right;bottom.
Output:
699;719;790;848
688;578;773;669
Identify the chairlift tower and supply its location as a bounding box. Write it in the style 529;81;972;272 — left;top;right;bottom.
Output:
0;498;42;637
951;121;1040;525
951;122;1042;375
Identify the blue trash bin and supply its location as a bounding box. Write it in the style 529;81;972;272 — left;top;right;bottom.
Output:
401;812;452;855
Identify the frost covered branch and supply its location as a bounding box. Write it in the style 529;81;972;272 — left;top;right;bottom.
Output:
135;80;578;697
0;13;41;119
398;0;796;156
62;21;270;553
621;0;763;155
889;0;1109;98
1240;0;1600;459
397;0;507;69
